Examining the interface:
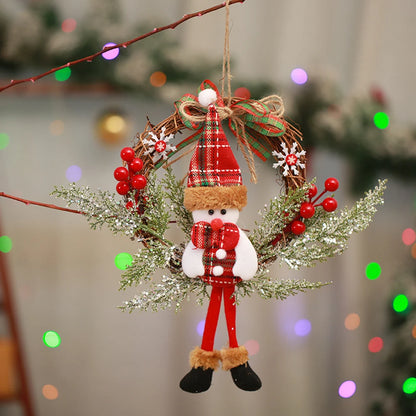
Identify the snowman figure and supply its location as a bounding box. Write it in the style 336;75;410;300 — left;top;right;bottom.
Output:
179;89;261;393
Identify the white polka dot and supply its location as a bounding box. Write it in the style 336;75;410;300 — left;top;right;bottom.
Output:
215;249;226;259
213;266;224;276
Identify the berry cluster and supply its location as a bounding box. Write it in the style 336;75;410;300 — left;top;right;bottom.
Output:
290;177;339;235
114;147;147;196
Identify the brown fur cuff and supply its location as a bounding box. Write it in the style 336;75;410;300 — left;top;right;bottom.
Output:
220;346;249;371
189;347;221;371
184;185;247;211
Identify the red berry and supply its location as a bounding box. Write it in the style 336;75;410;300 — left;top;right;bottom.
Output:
131;174;147;190
125;201;134;210
116;181;130;195
120;147;135;162
129;157;143;173
114;166;129;181
324;177;339;192
322;197;337;212
300;202;315;219
291;220;306;235
308;184;318;198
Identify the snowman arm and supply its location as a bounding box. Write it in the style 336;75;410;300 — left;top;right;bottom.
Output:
182;240;204;278
232;229;258;281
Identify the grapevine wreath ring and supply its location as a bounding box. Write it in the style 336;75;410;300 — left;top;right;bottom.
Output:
53;79;385;312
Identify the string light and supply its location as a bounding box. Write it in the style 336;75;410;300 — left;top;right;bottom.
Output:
0;132;10;150
49;120;65;136
291;68;308;85
61;18;77;33
392;294;409;313
102;43;120;60
234;87;251;99
149;71;167;87
65;165;82;182
244;339;260;355
0;236;12;253
338;380;357;398
365;262;382;280
42;384;59;400
55;67;71;82
368;336;383;353
344;313;360;330
294;319;312;337
114;252;133;270
43;331;61;348
373;112;389;129
402;228;416;245
402;377;416;395
196;320;205;336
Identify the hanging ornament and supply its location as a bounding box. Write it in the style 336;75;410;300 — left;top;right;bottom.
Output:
142;126;176;160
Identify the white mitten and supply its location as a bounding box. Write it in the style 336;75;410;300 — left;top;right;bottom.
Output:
182;241;204;278
232;229;258;281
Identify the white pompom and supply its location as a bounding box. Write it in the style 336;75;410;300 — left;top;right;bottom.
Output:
198;88;217;107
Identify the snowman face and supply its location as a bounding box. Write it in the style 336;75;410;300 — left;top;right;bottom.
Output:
192;208;240;225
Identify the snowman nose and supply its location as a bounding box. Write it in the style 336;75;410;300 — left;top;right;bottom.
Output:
210;218;224;231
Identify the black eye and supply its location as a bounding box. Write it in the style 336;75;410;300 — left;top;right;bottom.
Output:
208;209;215;215
220;209;227;215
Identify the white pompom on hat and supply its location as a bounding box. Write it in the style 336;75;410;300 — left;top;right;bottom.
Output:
198;88;218;107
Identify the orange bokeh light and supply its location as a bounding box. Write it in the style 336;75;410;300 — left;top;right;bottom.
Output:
344;313;360;330
150;71;167;87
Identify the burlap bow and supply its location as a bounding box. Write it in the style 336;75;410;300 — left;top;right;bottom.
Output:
175;80;287;183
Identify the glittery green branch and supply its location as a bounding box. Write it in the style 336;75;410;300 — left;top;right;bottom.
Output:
277;179;387;269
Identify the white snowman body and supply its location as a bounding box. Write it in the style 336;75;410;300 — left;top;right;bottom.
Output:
182;207;258;281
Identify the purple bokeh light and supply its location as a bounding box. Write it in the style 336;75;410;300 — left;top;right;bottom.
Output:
338;380;357;398
196;320;205;337
291;68;308;85
102;42;120;60
66;165;82;182
294;319;312;337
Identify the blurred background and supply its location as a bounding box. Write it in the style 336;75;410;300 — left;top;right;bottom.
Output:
1;0;416;415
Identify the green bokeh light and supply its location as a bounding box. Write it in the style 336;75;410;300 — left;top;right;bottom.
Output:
43;331;61;348
55;67;71;82
373;112;389;129
0;236;13;253
114;252;133;270
366;262;381;280
403;377;416;395
392;294;409;313
0;133;10;150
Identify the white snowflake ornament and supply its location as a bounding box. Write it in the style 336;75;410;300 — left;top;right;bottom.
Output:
143;126;176;160
272;142;306;176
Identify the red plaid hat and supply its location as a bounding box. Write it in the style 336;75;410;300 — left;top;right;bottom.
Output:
184;91;247;212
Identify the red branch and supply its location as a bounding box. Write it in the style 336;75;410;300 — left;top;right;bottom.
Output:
0;0;245;93
0;192;84;215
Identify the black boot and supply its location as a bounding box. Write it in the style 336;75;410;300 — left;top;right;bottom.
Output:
180;367;213;393
230;362;262;391
179;347;220;393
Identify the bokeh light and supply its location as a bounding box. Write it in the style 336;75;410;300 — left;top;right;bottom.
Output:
403;377;416;395
344;313;360;330
0;133;10;150
412;324;416;339
55;67;71;82
294;319;312;336
102;42;120;60
411;244;416;259
42;384;59;400
104;115;126;134
150;71;167;87
50;120;65;136
368;336;384;353
244;339;260;356
365;262;382;280
234;87;251;99
196;320;205;337
338;380;357;398
61;18;77;33
373;112;389;129
43;331;61;348
0;236;13;253
65;165;82;182
291;68;308;85
392;294;409;313
402;228;416;245
114;252;133;270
